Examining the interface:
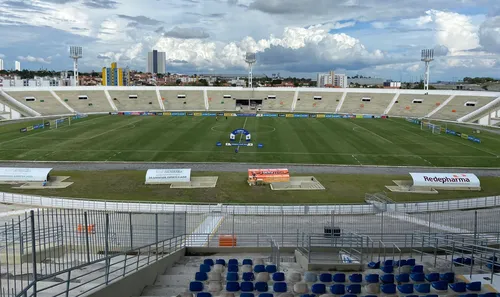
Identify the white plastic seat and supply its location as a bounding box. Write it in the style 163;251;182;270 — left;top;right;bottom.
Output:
254;258;265;265
208;282;222;293
289;272;302;283
365;283;380;294
213;264;225;273
293;282;309;294
208;272;222;281
241;265;252;273
256;272;270;282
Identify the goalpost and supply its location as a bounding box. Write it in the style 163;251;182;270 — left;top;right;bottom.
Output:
421;120;441;135
49;114;88;130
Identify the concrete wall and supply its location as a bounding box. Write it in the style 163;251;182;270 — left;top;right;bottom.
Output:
87;248;185;297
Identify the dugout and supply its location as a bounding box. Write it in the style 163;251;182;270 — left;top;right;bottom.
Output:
0;167;52;183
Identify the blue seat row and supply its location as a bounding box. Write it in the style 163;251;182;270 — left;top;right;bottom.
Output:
365;272;455;284
226;272;283;282
203;259;254;267
190;281;287;293
305;273;362;283
368;258;416;269
454;257;474;266
193;293;500;297
199;263;276;273
311;283;362;295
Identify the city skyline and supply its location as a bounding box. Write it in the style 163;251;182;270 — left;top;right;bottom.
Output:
0;0;499;81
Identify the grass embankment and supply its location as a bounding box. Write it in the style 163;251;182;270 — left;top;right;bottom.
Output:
0;170;499;204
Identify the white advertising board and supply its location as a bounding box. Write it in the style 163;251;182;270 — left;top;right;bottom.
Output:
410;173;480;189
0;167;52;182
145;169;191;184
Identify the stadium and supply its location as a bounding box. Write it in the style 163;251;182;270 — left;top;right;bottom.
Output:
0;85;500;297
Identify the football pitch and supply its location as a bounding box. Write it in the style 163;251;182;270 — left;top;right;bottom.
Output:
0;115;499;167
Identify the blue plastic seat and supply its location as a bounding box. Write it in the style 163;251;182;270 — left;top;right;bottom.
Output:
301;295;315;297
226;272;238;281
241;282;255;292
440;272;455;283
397;284;414;294
423;295;438;297
330;284;345;295
425;273;439;282
450;282;467;293
410;273;425;282
311;283;326;294
406;259;416;266
228;264;238;272
464;258;474;265
243;259;253;266
197;293;212;297
364;295;378;297
255;282;268;292
241;293;254;297
432;280;448;291
254;265;266;273
320;273;332;283
368;261;380;269
243;272;255;281
273;272;285;282
333;273;346;283
203;259;214;266
226;282;240;292
215;259;226;266
365;274;379;283
346;284;361;294
259;294;273;297
396;259;407;267
342;295;357;297
273;282;287;293
466;281;482;292
349;274;362;283
381;265;394;273
200;264;211;273
228;259;238;266
460;294;478;297
381;274;394;284
411;265;423;273
381;284;396;295
190;282;204;292
406;295;418;297
266;265;277;273
195;272;208;281
486;262;500;272
304;272;317;283
384;259;394;266
395;273;409;283
414;283;430;293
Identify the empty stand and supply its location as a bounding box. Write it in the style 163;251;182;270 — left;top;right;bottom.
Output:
108;90;161;111
55;90;113;113
340;93;394;115
430;95;497;121
207;90;251;111
389;94;449;117
295;91;343;113
160;90;205;111
4;90;71;115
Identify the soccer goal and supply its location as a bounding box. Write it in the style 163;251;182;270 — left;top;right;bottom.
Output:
421;121;441;135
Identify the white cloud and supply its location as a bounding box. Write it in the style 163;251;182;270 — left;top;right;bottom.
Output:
17;55;52;64
0;53;5;58
479;16;500;53
371;22;387;29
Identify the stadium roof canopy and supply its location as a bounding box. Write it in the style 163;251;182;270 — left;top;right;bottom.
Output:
0;167;52;182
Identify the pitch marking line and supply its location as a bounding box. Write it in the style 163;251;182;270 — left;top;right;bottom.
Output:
351;155;362;165
236;117;249;151
349;121;393;144
86;118;143;140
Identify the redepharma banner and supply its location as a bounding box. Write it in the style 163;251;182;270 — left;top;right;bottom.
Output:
410;173;480;189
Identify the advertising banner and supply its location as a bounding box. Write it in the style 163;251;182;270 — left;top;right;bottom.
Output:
156;112;163;116
356;115;364;119
202;113;217;117
263;113;278;117
145;169;191;184
187;112;194;116
164;112;171;116
461;133;469;139
217;112;224;116
27;126;33;131
278;114;286;117
171;112;186;116
309;114;317;118
248;168;290;184
110;112;118;115
224;113;235;117
20;128;27;133
236;113;257;117
317;114;326;118
410;172;480;189
0;167;53;182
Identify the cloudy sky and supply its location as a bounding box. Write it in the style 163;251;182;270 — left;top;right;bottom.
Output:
0;0;499;80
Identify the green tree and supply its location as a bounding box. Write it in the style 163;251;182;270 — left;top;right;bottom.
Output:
175;79;182;85
199;79;209;86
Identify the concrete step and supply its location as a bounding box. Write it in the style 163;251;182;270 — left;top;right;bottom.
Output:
141;284;186;297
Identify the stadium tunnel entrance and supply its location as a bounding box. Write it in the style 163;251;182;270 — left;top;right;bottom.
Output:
236;99;263;111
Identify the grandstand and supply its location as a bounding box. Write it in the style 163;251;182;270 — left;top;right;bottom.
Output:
3;90;72;115
430;95;498;121
295;90;343;112
55;90;113;113
339;91;394;114
388;94;449;117
108;90;162;111
160;90;205;111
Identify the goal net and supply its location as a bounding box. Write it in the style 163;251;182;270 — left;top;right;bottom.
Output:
421;121;441;135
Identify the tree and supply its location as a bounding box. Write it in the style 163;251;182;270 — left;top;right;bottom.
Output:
175;79;182;85
199;79;209;86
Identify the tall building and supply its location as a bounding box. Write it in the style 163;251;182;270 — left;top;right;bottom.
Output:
15;61;21;71
317;71;347;88
147;50;166;74
102;62;130;86
0;59;4;71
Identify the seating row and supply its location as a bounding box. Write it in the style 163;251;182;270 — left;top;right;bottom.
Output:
204;259;257;266
303;272;454;284
190;281;289;293
200;264;277;274
188;292;500;297
368;259;416;269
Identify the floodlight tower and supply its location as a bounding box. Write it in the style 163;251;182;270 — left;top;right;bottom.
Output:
421;49;434;91
69;46;83;86
245;52;256;88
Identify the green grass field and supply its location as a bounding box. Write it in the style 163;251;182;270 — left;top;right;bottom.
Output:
0;115;499;166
